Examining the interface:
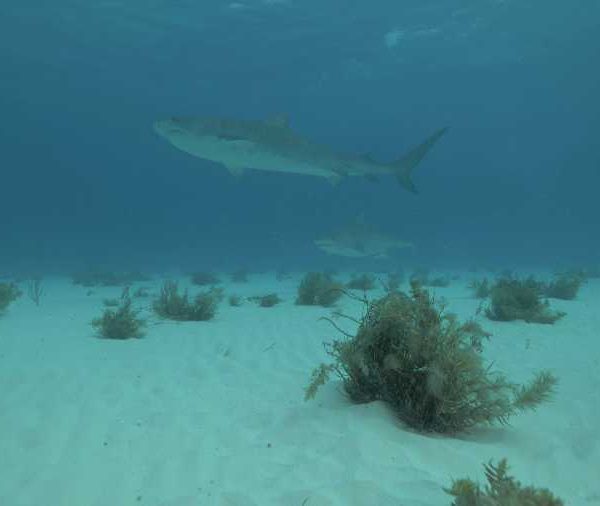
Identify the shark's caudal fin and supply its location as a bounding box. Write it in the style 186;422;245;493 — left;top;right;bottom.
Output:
393;127;448;193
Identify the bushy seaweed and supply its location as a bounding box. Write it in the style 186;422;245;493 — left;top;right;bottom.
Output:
190;271;220;286
428;276;451;287
92;295;145;339
346;273;376;291
385;271;404;293
409;268;451;287
306;281;557;433
410;266;431;285
72;270;149;287
445;458;563;505
468;278;491;299
544;272;584;300
27;278;44;306
103;298;120;307
296;272;343;307
153;280;221;321
486;277;565;324
133;287;150;298
228;294;243;307
0;282;21;312
249;293;282;307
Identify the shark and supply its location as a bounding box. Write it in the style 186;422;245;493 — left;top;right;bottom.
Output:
315;220;414;258
153;115;447;192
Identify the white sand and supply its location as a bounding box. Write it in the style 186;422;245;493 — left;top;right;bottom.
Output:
1;274;599;505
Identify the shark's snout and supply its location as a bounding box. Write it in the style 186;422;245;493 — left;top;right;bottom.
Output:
153;119;185;138
153;120;169;137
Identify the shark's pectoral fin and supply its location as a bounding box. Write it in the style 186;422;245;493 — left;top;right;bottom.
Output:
226;165;245;178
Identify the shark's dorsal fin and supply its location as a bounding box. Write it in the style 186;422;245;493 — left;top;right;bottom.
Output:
265;114;289;129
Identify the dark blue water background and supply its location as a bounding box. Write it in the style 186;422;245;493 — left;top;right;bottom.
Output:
1;1;598;275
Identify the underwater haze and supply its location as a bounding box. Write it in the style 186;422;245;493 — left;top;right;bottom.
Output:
1;0;599;274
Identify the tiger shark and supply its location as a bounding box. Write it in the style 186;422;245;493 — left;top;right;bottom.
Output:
315;219;414;258
153;115;447;192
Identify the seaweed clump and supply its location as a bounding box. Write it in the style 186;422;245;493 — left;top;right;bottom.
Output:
468;278;491;299
410;267;450;287
306;281;557;433
0;282;22;312
153;281;221;321
385;271;404;293
92;294;145;339
72;270;149;287
544;272;585;300
296;272;343;307
428;276;451;288
228;294;243;307
346;274;376;291
445;458;563;505
190;271;220;286
486;278;565;324
249;293;282;307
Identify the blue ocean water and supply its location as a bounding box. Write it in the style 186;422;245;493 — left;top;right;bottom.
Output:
1;0;598;274
2;4;600;505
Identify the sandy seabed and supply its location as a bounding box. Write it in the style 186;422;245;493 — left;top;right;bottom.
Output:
1;273;599;506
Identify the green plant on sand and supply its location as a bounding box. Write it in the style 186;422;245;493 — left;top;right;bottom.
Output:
228;294;243;307
72;270;150;287
249;293;282;307
445;458;563;505
486;277;565;324
190;271;220;286
296;272;343;307
346;273;376;291
0;282;22;312
428;276;451;287
92;294;145;339
305;281;557;434
153;280;222;321
468;278;491;299
544;272;585;300
384;270;404;293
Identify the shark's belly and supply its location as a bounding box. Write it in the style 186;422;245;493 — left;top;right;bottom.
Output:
245;154;328;177
172;136;332;177
227;145;331;177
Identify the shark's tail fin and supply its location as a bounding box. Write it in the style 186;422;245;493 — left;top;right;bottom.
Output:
393;127;448;193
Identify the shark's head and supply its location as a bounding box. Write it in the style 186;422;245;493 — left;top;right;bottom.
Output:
154;116;258;169
154;117;237;158
154;116;247;145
